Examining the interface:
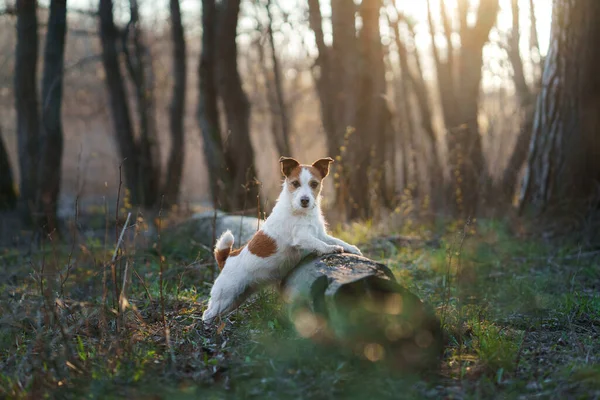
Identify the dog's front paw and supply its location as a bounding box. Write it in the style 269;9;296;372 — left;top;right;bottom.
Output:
344;245;363;256
323;245;344;255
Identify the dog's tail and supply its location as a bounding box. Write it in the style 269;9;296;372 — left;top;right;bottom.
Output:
214;230;235;270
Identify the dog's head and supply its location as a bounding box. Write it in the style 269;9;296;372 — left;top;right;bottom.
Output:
279;156;333;213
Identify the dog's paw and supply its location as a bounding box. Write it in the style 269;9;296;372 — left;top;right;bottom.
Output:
345;245;362;256
325;245;344;254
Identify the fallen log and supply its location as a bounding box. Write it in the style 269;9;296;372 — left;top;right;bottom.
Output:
281;253;443;370
167;212;443;369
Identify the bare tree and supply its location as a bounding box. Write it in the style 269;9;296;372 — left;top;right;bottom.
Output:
122;0;161;207
426;0;499;215
308;0;393;220
38;0;67;233
500;0;540;200
519;0;600;217
99;0;141;203
216;0;260;210
198;0;231;210
265;0;291;157
0;125;16;210
387;7;443;200
163;0;186;207
99;0;162;208
197;0;259;211
14;0;40;224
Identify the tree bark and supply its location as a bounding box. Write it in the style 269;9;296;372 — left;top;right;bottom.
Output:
427;0;499;216
0;126;16;211
519;0;600;216
163;0;187;207
99;0;140;204
215;0;260;211
123;0;161;208
265;0;291;157
500;0;536;201
308;0;392;220
14;0;40;225
198;0;233;211
38;0;67;233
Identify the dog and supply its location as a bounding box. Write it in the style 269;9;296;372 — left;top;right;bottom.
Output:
201;156;362;323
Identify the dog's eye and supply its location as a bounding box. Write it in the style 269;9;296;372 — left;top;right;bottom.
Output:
310;181;319;189
291;181;300;188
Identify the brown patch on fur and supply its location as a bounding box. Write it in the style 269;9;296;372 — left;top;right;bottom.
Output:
312;157;334;178
248;230;277;258
215;248;231;270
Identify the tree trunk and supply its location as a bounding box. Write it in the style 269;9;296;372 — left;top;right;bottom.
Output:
123;0;161;208
215;0;260;211
99;0;140;204
519;0;600;216
163;0;187;207
308;0;392;221
38;0;67;233
198;0;233;211
500;0;536;202
14;0;40;225
345;0;391;220
265;0;291;157
0;126;17;211
427;0;499;216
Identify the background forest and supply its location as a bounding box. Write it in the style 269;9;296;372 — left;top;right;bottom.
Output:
1;0;599;398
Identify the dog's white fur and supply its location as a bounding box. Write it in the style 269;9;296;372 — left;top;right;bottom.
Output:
202;158;362;323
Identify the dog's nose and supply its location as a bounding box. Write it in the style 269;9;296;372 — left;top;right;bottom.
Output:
300;196;310;208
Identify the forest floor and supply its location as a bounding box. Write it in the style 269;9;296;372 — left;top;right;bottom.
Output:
1;209;599;399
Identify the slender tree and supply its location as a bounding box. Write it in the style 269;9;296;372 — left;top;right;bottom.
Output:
216;0;260;211
99;0;140;203
500;0;540;200
163;0;187;207
308;0;393;220
0;125;16;211
519;0;600;216
99;0;164;208
264;0;291;157
122;0;161;207
14;0;40;224
198;0;232;210
38;0;67;233
198;0;260;211
426;0;499;215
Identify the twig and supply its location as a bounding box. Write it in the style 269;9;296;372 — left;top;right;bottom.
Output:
133;268;153;302
111;213;132;263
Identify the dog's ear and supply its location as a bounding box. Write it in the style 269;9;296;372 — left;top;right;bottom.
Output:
312;157;334;178
279;156;300;177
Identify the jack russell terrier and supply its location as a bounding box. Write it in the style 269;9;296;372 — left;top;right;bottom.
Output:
202;156;362;323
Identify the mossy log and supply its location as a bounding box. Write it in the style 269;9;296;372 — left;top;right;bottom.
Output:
168;212;443;369
281;254;443;370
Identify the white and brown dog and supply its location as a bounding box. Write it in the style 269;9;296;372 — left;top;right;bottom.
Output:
202;156;362;323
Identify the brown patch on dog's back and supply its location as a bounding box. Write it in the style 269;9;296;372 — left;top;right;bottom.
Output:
248;231;277;258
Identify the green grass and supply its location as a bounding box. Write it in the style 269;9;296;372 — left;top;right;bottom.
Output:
0;216;599;399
